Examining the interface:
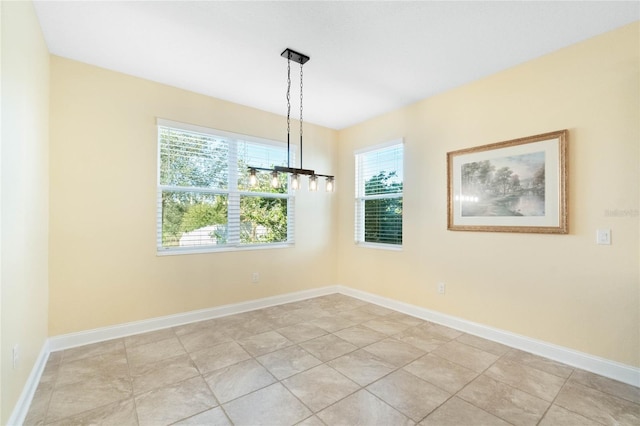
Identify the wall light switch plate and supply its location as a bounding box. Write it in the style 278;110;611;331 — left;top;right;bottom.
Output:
596;229;611;245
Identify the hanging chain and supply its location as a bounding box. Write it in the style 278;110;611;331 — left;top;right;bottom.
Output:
300;62;304;139
299;62;304;169
286;58;291;135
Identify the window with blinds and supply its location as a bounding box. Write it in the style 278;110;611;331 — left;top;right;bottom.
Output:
355;140;403;247
157;119;293;254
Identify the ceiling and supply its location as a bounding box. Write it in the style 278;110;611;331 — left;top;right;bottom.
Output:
33;1;639;130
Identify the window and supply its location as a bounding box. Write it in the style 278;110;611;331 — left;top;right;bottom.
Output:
157;119;293;254
355;140;403;247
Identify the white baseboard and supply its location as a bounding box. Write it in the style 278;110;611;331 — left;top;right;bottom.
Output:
337;285;640;388
7;340;50;426
48;286;339;352
12;284;639;425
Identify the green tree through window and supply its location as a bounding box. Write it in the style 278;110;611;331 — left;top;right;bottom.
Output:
157;120;291;252
363;172;403;244
355;142;404;246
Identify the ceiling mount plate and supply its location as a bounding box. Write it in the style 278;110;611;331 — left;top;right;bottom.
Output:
281;48;310;65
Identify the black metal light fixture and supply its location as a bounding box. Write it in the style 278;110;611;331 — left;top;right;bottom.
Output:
248;48;335;192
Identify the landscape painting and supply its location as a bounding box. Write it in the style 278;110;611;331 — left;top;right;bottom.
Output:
447;130;568;234
460;151;545;217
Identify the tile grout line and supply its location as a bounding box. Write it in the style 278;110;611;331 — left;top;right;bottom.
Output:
187;316;317;424
544;372;634;426
38;354;60;426
485;351;575;404
220;310;409;423
45;339;133;425
426;338;517;425
454;373;517;426
261;331;361;424
396;349;475;425
305;320;447;423
454;346;590;426
175;325;237;426
195;315;399;424
123;337;142;426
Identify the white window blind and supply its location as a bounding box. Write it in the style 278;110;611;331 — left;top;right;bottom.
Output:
355;140;404;247
157;119;294;254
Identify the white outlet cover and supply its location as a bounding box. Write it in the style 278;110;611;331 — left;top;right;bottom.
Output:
596;229;611;245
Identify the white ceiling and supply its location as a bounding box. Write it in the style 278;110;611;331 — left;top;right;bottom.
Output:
34;1;639;130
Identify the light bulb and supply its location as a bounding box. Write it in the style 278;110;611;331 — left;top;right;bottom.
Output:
271;171;279;188
291;174;299;190
309;175;318;191
249;169;257;186
325;177;334;192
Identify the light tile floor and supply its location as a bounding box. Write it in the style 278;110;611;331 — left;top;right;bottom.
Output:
24;294;640;425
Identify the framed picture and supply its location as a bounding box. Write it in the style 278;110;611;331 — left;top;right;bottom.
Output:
447;130;568;234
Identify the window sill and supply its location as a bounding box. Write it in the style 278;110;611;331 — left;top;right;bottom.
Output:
355;242;403;251
157;243;293;256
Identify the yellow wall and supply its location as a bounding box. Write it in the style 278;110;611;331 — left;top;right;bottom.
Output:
337;22;640;367
48;19;638;369
0;1;50;423
49;57;338;336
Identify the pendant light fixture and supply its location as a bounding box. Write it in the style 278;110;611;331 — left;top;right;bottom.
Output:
248;48;335;192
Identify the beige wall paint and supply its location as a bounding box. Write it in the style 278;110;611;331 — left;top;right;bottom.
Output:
49;57;338;336
1;1;50;423
337;22;640;367
46;17;638;371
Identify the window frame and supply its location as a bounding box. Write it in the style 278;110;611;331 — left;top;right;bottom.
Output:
354;139;404;250
156;118;295;255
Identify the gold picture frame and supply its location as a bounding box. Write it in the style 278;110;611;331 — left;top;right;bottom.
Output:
447;130;568;234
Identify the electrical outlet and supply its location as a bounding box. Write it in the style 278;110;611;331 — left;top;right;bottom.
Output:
251;272;260;283
437;282;446;295
12;344;19;369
